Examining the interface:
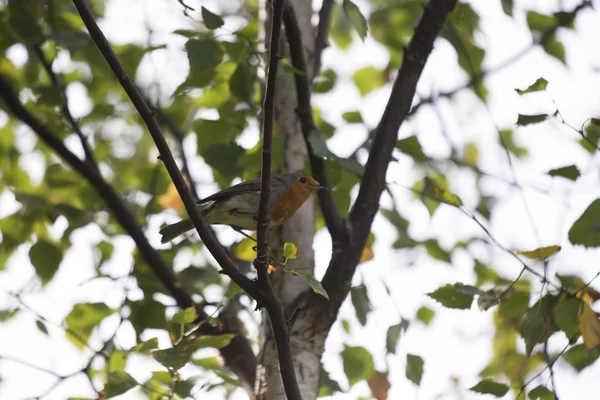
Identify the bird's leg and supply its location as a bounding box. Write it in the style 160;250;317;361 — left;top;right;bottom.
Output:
232;226;256;242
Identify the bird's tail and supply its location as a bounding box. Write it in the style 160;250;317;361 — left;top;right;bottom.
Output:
159;218;195;243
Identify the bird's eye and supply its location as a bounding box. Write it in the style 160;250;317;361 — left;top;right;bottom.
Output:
299;176;307;183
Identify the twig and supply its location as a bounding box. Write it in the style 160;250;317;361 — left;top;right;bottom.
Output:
282;1;347;240
32;45;99;171
71;0;260;300
313;0;334;80
255;0;303;399
408;0;592;116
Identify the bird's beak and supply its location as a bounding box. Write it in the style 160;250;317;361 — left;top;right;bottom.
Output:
314;185;329;191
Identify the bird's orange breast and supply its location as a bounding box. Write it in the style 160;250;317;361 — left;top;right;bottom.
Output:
270;183;312;224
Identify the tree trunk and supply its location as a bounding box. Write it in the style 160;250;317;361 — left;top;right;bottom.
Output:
259;0;322;398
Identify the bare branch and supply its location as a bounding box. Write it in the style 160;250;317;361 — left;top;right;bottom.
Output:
313;0;334;80
282;1;347;240
71;0;260;300
255;0;303;399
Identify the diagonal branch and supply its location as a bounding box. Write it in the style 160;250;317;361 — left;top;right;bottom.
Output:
255;0;303;399
71;0;260;300
32;44;99;172
318;0;459;311
313;0;334;80
0;75;257;391
282;1;347;241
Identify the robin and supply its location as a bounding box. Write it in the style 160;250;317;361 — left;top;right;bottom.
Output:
159;172;326;243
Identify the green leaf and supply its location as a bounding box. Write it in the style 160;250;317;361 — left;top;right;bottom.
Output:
516;113;551;126
568;199;600;247
352;66;384;96
517;245;561;261
229;64;253;103
201;7;224;29
342;0;368;41
314;69;337;93
36;320;49;335
396;135;428;162
469;379;509;397
416;306;435;325
351;285;371;326
527;12;557;31
29;239;62;285
501;0;513;16
427;283;474;309
128;299;167;333
130;337;159;353
342;346;374;387
563;344;600;372
543;34;566;64
515;78;548;95
185;39;223;75
499;130;528;158
200;143;245;183
105;371;138;398
307;131;364;175
528;385;555;400
291;270;329;299
553;295;581;341
386;319;409;354
519;294;558;355
342;111;363;123
283;242;299;259
172;307;198;324
65;303;115;350
423;239;452;264
405;354;424;386
547;165;580;181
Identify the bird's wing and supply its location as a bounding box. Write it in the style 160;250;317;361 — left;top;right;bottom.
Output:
196;179;260;204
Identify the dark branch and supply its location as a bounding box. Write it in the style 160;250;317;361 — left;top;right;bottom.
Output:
282;1;347;241
313;0;334;80
32;45;99;172
256;0;303;399
320;0;459;312
0;75;257;391
71;0;260;300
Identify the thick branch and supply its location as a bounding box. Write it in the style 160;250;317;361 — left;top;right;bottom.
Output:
282;1;347;241
0;75;257;390
256;0;303;399
321;0;459;310
313;0;334;80
71;0;260;300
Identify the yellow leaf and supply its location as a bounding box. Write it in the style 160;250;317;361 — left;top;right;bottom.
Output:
267;265;277;274
578;301;600;351
517;245;561;261
359;244;374;264
367;370;390;400
233;237;257;262
157;182;184;211
283;242;298;259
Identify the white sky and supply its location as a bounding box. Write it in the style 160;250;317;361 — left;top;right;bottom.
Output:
1;0;600;399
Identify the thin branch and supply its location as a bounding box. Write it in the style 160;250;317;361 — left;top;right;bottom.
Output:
71;0;260;300
313;0;334;80
32;44;99;172
282;0;347;240
408;0;592;116
0;76;257;391
255;0;303;399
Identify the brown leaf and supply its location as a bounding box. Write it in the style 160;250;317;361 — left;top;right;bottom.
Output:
157;182;184;211
367;370;390;400
359;244;374;264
